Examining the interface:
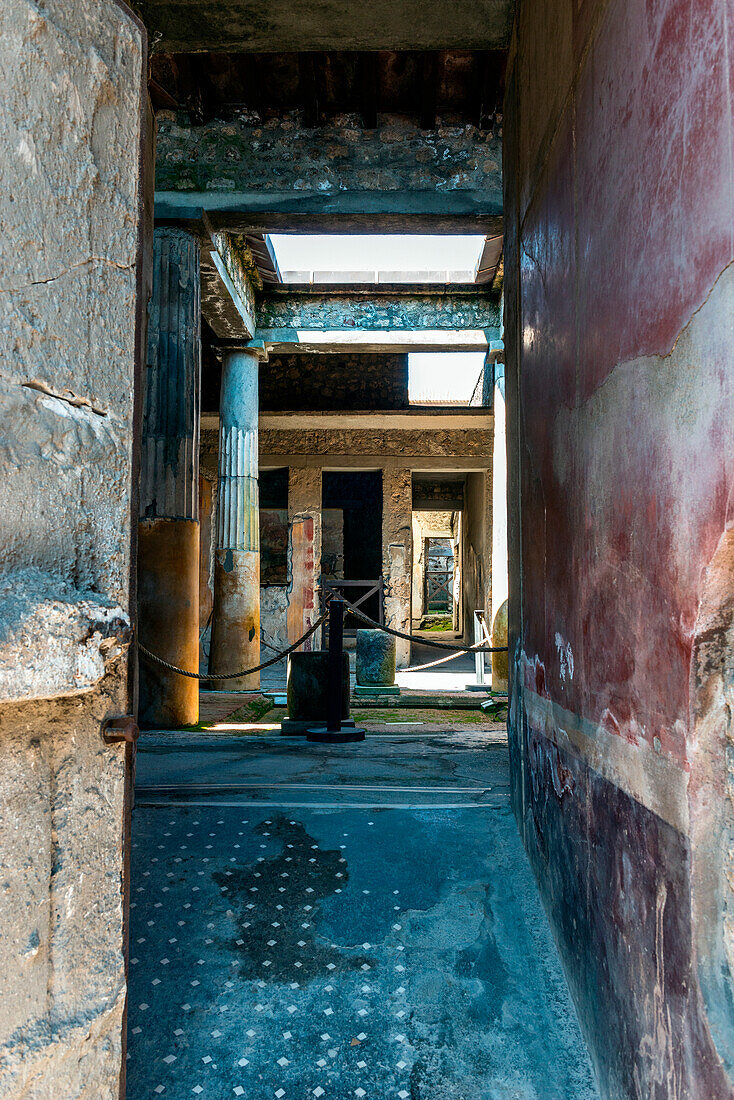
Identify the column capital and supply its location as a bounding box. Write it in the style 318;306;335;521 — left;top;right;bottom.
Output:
214;338;269;363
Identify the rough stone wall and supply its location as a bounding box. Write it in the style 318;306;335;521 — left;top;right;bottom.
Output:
155;113;502;209
382;468;413;667
0;0;146;1094
261;354;408;412
504;0;734;1094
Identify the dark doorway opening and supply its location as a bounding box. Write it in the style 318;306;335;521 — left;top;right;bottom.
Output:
322;471;383;631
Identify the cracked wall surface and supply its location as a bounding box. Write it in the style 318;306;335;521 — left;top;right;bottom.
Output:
504;0;734;1095
0;0;146;1094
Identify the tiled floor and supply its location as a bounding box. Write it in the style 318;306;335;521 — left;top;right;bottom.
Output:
127;735;599;1099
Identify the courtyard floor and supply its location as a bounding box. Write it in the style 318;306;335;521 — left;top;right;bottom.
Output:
127;732;599;1099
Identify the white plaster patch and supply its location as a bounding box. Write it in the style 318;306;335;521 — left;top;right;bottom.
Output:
554;632;574;683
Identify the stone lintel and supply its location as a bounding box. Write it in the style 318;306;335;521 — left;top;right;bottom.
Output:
199;229;258;340
259;455;491;471
256;410;493;432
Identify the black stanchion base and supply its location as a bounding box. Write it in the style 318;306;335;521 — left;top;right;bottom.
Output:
281;718;356;736
306;725;366;743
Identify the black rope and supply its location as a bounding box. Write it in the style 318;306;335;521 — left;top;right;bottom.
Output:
139;613;328;680
338;596;508;654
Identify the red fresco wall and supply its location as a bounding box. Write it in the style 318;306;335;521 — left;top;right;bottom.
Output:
504;0;734;1094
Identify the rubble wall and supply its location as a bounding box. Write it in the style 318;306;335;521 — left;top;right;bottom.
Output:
261;353;408;412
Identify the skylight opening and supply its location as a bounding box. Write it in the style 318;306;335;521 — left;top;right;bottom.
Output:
268;234;486;284
408;352;486;406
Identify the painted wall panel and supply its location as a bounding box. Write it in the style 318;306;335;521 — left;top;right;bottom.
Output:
505;0;734;1093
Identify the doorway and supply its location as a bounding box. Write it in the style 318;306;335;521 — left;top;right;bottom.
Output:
322;471;383;633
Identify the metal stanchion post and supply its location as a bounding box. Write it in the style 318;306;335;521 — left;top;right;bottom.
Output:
308;599;365;743
466;609;488;691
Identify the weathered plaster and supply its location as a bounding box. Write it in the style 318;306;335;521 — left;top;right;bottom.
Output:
382;468;413;667
286;467;323;652
504;0;734;1091
0;569;131;703
260;585;290;656
0;1;146;1092
200;231;258;340
462;470;492;646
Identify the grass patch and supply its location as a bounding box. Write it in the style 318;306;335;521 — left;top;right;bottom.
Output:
419;616;454;631
353;708;494;726
228;697;276;722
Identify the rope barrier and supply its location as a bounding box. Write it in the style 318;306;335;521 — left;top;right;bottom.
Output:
337;596;508;654
139;593;507;681
139;612;328;681
401;638;487;673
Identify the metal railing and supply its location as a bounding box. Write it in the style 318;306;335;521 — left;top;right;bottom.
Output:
321;578;383;639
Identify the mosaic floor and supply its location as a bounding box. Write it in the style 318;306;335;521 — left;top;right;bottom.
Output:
127;734;600;1099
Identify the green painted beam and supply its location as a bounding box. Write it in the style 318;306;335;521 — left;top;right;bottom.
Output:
257;288;500;331
252;287;500;352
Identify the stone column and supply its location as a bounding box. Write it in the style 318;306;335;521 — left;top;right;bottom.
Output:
382;466;413;667
209;346;264;689
287;465;323;651
138;227;201;728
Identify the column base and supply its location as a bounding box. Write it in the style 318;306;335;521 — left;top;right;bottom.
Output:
138;518;199;729
353;684;401;697
210;549;261;690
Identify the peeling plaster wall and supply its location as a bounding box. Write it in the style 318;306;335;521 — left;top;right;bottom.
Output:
504;0;734;1095
0;0;146;1094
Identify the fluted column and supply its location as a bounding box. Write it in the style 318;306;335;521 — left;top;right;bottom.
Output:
209;346;264;689
138;227;201;728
